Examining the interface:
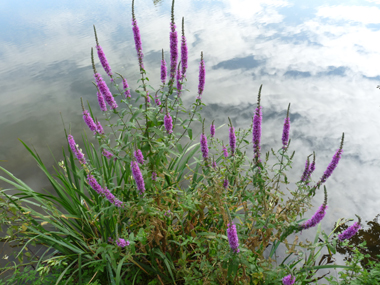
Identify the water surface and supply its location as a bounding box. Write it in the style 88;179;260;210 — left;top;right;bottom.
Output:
1;0;380;274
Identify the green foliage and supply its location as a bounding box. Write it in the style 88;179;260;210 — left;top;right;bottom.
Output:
0;2;366;284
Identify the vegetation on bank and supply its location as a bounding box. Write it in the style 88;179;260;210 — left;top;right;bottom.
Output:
1;0;378;284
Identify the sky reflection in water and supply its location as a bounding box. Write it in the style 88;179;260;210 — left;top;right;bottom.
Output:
1;0;380;254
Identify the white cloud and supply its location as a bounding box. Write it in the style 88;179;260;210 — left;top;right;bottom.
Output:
222;0;289;21
366;0;380;4
316;5;380;24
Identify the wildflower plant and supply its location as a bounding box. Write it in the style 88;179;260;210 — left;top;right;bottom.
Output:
0;1;363;284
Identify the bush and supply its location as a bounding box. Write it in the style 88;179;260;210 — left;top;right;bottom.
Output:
0;1;365;284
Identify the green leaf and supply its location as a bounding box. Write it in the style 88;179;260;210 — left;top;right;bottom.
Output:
187;128;192;140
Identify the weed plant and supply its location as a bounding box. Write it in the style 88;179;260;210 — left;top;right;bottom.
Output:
0;1;370;284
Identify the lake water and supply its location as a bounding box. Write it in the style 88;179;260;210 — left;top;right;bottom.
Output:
1;0;380;276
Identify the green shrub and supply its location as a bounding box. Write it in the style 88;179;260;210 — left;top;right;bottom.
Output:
0;1;364;284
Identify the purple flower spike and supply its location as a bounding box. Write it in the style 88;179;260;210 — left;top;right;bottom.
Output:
319;149;343;185
302;204;328;230
223;146;228;158
229;126;236;156
87;173;123;207
87;174;104;195
96;45;113;79
94;73;118;110
116;238;130;248
282;274;296;285
210;122;215;138
339;222;361;241
181;18;188;78
164;113;173;134
103;187;123;207
161;49;167;85
96;121;104;135
227;223;239;253
97;91;107;112
131;161;145;194
94;26;113;80
152;172;157;181
83;110;97;132
68;135;86;164
132;13;144;70
223;179;229;189
282;117;290;149
301;157;311;183
123;78;131;98
102;149;113;159
253;106;262;162
169;22;178;82
200;133;209;160
212;161;217;169
305;153;316;184
282;104;291;149
146;92;151;103
155;94;161;106
134;149;145;165
198;52;205;99
318;134;344;187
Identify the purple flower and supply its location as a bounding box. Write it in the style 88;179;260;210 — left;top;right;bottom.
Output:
155;94;161;106
305;155;316;184
87;173;123;207
87;174;104;195
97;91;107;112
181;18;188;78
83;110;97;132
338;222;361;241
68;135;86;164
176;68;182;96
116;238;130;248
169;22;178;82
152;172;157;181
319;148;343;185
123;78;131;98
300;157;311;183
94;73;118;110
102;149;113;159
132;17;144;70
227;223;239;253
229;126;236;156
282;274;296;285
282;117;290;149
103;187;123;207
96;121;104;135
200;133;209;160
164;113;173;134
301;204;328;230
223;179;229;189
198;52;205;99
253;106;262;163
146;92;150;103
108;237;114;243
212;161;217;169
131;161;145;194
161;49;167;85
210;122;215;138
134;149;145;165
96;45;113;79
223;146;228;158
